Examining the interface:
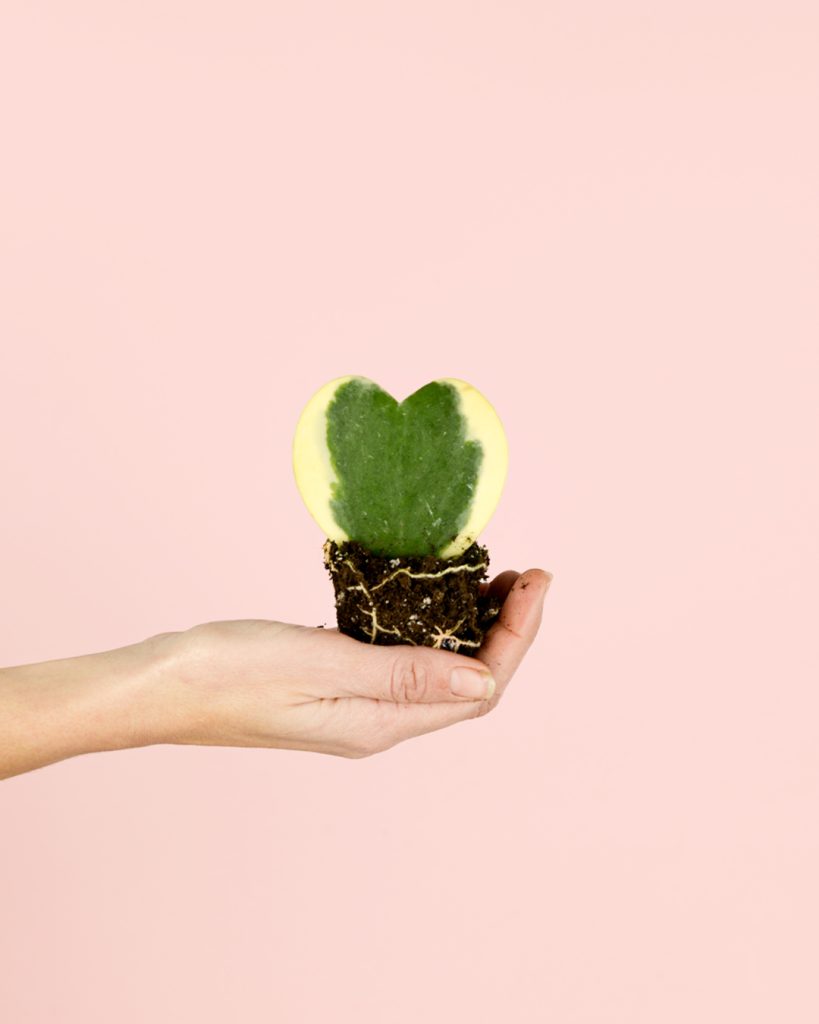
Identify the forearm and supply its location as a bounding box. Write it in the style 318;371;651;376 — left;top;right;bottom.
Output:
0;636;178;781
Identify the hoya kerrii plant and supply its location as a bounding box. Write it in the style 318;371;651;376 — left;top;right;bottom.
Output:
292;376;508;655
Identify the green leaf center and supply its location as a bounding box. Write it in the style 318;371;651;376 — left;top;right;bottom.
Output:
326;379;483;556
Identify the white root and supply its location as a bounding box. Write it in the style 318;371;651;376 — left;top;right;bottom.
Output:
427;619;481;651
370;560;487;593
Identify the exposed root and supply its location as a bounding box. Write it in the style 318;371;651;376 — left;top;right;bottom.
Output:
360;603;413;645
323;538;492;654
342;558;416;645
428;619;482;652
370;560;488;593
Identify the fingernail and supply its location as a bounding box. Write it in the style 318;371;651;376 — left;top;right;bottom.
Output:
450;667;496;700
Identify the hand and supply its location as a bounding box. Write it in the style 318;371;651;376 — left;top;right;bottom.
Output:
0;568;551;779
154;568;552;758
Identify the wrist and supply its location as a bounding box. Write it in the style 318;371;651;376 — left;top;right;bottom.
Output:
133;629;216;746
88;630;204;751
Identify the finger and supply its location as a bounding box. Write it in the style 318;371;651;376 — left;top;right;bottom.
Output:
305;626;494;704
355;571;551;748
477;568;552;693
490;569;520;601
479;569;520;603
339;641;497;704
285;625;494;705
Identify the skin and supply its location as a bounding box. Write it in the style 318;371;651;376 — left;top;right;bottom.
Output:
0;568;551;781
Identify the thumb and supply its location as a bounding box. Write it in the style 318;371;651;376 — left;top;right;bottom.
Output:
344;644;496;704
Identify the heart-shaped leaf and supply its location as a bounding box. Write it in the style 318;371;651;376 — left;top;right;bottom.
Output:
293;376;508;557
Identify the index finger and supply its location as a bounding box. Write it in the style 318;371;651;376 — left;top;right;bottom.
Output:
477;568;552;693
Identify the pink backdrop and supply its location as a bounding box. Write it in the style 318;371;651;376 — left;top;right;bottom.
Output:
2;3;817;1021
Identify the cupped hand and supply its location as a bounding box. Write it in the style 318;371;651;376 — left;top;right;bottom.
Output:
151;568;551;758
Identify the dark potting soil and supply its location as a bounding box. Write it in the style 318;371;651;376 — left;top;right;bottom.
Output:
323;539;502;656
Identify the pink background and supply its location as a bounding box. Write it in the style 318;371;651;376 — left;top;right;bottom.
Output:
1;2;818;1021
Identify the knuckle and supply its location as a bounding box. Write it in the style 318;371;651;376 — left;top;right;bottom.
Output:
388;656;430;703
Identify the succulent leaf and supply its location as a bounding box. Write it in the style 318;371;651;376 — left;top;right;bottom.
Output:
293;376;507;558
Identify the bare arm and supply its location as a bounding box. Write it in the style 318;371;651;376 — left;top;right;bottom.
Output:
0;639;172;780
